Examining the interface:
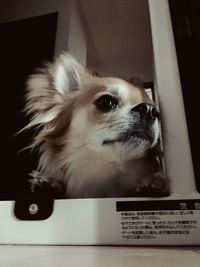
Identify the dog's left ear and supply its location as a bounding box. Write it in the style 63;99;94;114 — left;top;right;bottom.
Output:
53;53;91;94
129;76;144;88
25;53;91;129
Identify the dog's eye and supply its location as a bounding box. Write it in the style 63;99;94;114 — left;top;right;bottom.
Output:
94;95;118;112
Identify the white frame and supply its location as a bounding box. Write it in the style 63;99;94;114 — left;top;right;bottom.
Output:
148;0;196;195
0;0;200;245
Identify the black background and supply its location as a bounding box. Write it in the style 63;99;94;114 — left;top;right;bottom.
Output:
0;13;57;200
169;0;200;191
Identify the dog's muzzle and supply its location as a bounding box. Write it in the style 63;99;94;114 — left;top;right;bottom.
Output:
103;103;159;145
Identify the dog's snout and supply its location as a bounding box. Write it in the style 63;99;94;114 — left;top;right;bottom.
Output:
131;103;159;120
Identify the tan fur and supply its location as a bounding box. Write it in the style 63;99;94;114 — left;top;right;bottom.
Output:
24;53;169;198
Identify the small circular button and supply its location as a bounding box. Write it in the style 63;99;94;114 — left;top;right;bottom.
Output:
29;203;39;215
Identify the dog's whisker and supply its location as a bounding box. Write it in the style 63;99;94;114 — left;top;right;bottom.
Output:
160;129;178;146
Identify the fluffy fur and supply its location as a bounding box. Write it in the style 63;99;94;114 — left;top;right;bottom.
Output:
24;53;169;198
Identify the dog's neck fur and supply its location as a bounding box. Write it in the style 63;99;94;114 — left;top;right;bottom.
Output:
38;139;156;198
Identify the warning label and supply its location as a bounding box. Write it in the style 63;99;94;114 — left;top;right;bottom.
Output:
116;199;200;243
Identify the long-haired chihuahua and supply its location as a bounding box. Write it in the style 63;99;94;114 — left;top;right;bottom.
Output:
24;53;169;198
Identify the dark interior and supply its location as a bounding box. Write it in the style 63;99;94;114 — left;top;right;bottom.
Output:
169;0;200;192
0;13;57;200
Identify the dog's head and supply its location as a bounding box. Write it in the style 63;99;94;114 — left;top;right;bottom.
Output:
25;54;160;169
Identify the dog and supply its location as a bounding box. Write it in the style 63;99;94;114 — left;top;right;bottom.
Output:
24;53;169;198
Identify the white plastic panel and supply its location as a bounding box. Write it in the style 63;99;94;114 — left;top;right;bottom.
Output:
148;0;196;194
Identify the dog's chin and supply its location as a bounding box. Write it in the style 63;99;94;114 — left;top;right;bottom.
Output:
102;130;156;148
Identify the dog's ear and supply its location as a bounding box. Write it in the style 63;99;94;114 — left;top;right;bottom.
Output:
52;53;90;94
25;53;91;129
129;77;144;88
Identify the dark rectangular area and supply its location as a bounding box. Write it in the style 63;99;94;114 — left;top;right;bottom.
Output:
0;13;58;200
169;0;200;191
116;199;200;211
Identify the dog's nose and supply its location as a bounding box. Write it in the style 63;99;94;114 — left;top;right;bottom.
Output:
131;103;159;120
